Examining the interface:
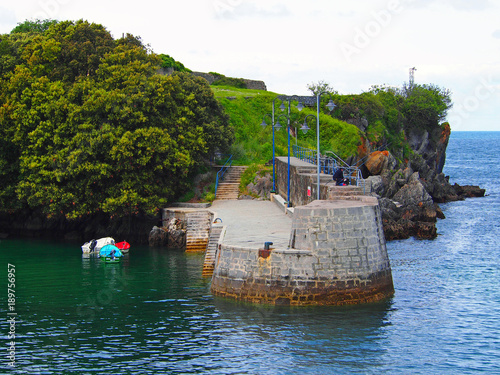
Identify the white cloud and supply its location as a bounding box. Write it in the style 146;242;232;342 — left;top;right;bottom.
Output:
0;6;16;32
213;1;291;20
0;0;498;130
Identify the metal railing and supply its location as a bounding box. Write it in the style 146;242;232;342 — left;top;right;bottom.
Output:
215;155;233;197
293;145;365;188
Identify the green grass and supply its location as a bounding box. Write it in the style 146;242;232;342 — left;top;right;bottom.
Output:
211;85;362;166
211;85;278;99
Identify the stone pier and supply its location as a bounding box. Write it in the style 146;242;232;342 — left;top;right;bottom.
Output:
211;197;394;306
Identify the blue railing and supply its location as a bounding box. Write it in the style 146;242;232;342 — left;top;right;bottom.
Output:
215;155;233;197
293;145;364;187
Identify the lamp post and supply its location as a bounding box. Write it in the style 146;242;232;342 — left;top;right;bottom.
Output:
316;93;336;200
300;114;317;198
260;113;280;193
300;94;336;200
265;95;317;207
275;113;292;206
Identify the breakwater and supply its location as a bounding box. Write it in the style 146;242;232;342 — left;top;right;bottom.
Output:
210;197;394;305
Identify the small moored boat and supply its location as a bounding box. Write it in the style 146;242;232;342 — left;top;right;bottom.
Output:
99;244;123;263
115;241;130;254
81;237;115;254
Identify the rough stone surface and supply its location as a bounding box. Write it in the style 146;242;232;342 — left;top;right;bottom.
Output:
366;151;392;175
366;175;384;196
393;180;433;206
247;173;273;199
148;226;168;247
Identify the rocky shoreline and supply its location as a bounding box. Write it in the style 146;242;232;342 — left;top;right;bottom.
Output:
359;124;485;240
375;174;484;241
244;125;486;242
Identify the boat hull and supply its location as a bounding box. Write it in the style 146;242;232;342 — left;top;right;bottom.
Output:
115;241;130;254
82;237;115;254
101;256;121;263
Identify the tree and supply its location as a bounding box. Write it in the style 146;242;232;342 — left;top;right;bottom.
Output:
307;80;338;96
159;54;191;72
11;19;57;34
0;20;232;219
402;84;452;134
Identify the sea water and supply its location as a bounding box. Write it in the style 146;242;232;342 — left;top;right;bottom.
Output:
0;132;499;374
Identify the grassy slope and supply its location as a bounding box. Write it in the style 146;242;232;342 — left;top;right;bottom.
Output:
212;85;362;166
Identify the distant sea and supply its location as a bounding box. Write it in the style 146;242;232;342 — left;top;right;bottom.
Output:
0;131;498;374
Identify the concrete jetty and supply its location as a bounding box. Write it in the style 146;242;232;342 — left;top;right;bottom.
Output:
210;199;292;248
163;157;394;306
210;196;394;306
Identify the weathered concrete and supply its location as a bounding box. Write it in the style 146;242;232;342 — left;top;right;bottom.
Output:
210;200;292;249
211;198;394;306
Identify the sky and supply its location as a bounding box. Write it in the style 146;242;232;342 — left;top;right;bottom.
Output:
0;0;499;131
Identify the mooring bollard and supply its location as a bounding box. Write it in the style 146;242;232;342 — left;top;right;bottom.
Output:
259;241;273;258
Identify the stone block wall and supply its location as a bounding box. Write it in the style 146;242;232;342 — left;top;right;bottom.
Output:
275;156;317;206
157;69;267;91
211;199;394;305
192;72;267;91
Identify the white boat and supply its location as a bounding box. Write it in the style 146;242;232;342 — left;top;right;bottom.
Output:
81;237;115;254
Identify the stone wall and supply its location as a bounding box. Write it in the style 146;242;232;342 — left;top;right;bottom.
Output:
211;199;394;305
275;156;365;207
191;72;267;91
158;69;267;91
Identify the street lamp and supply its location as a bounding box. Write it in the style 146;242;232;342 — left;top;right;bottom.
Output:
300;114;315;134
260;113;277;193
315;92;336;200
266;94;316;207
276;113;292;206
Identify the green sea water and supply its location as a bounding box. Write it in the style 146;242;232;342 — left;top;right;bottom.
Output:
0;131;499;374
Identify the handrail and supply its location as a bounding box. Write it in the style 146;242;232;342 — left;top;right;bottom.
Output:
215;155;233;197
324;151;350;168
293;145;365;188
356;169;366;194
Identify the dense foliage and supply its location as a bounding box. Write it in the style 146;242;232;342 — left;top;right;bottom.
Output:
213;80;452;170
159;54;191;72
212;86;361;165
209;72;247;89
0;20;232;219
331;83;452;160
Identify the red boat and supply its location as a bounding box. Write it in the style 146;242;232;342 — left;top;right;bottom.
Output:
115;241;130;254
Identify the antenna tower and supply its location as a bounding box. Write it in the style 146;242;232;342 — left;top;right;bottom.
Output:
409;67;416;87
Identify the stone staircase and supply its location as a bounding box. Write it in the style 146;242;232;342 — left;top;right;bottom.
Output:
327;185;364;199
202;224;225;277
215;166;247;200
185;210;214;253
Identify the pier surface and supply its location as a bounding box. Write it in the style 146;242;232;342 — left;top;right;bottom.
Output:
210;200;292;249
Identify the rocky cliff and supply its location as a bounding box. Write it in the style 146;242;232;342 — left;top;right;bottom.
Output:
364;124;485;240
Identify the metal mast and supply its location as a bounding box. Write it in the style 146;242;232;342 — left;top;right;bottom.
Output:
409;67;417;88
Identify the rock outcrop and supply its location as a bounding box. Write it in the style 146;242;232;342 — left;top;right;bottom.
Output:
148;218;186;247
363;124;485;240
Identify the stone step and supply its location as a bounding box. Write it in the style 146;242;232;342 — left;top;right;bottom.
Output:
185;210;213;253
202;225;225;277
215;166;247;201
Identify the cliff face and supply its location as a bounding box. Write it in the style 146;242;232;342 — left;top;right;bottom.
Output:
407;122;450;175
364;124;485;241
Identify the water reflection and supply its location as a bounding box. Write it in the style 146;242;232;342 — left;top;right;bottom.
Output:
212;298;393;373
